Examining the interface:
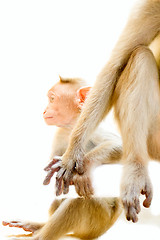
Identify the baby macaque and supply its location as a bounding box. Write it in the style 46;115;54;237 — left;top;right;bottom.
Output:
43;76;122;196
3;197;122;240
2;77;123;240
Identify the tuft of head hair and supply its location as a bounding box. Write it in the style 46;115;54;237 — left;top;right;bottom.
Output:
59;75;87;89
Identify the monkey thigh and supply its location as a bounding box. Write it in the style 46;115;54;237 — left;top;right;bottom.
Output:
67;197;122;239
38;197;121;240
113;46;160;154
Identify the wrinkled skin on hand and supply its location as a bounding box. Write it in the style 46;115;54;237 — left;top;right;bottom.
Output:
43;156;94;197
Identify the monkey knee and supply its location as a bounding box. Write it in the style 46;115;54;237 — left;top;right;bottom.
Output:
131;45;157;69
48;198;66;216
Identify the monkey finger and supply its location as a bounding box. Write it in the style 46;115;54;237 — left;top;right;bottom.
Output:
43;166;61;185
127;206;138;223
56;168;66;179
50;162;62;170
74;181;83;197
78;183;85;197
134;198;141;214
63;169;73;180
73;175;83;196
63;170;73;194
76;161;84;175
123;202;131;221
63;180;70;195
85;179;94;197
44;156;62;171
142;188;153;208
43;171;54;185
56;175;63;196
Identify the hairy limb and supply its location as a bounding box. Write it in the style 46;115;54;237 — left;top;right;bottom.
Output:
73;141;122;197
34;199;78;240
55;1;160;194
114;46;160;222
32;198;122;240
2;200;65;240
43;140;122;196
84;141;122;166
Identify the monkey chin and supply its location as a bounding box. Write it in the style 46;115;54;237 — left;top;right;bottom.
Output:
43;117;55;125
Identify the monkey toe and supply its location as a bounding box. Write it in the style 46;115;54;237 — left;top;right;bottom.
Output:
141;185;153;208
123;197;141;223
124;206;138;223
2;220;35;232
143;194;152;208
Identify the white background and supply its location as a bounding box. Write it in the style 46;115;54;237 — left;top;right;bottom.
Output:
1;0;160;239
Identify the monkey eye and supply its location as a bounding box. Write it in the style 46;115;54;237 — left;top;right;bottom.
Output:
50;96;55;102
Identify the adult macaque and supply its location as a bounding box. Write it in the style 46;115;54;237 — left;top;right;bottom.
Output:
3;197;122;240
50;1;160;223
43;76;122;197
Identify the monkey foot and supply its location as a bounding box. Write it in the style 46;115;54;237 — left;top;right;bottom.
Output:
121;163;153;223
2;220;42;233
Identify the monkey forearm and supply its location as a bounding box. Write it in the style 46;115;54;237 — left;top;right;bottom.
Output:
85;141;122;167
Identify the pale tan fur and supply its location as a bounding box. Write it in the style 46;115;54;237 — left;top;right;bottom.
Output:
2;78;124;240
44;77;122;196
55;0;160;223
49;77;122;168
4;197;122;240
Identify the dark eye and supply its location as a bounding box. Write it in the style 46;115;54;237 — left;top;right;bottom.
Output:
50;96;54;102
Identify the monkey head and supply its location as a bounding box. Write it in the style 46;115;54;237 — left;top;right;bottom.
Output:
43;77;91;128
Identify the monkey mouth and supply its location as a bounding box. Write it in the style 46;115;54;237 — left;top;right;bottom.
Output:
44;116;53;119
44;116;54;120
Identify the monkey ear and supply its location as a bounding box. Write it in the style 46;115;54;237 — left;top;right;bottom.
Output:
76;86;91;109
59;75;64;82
